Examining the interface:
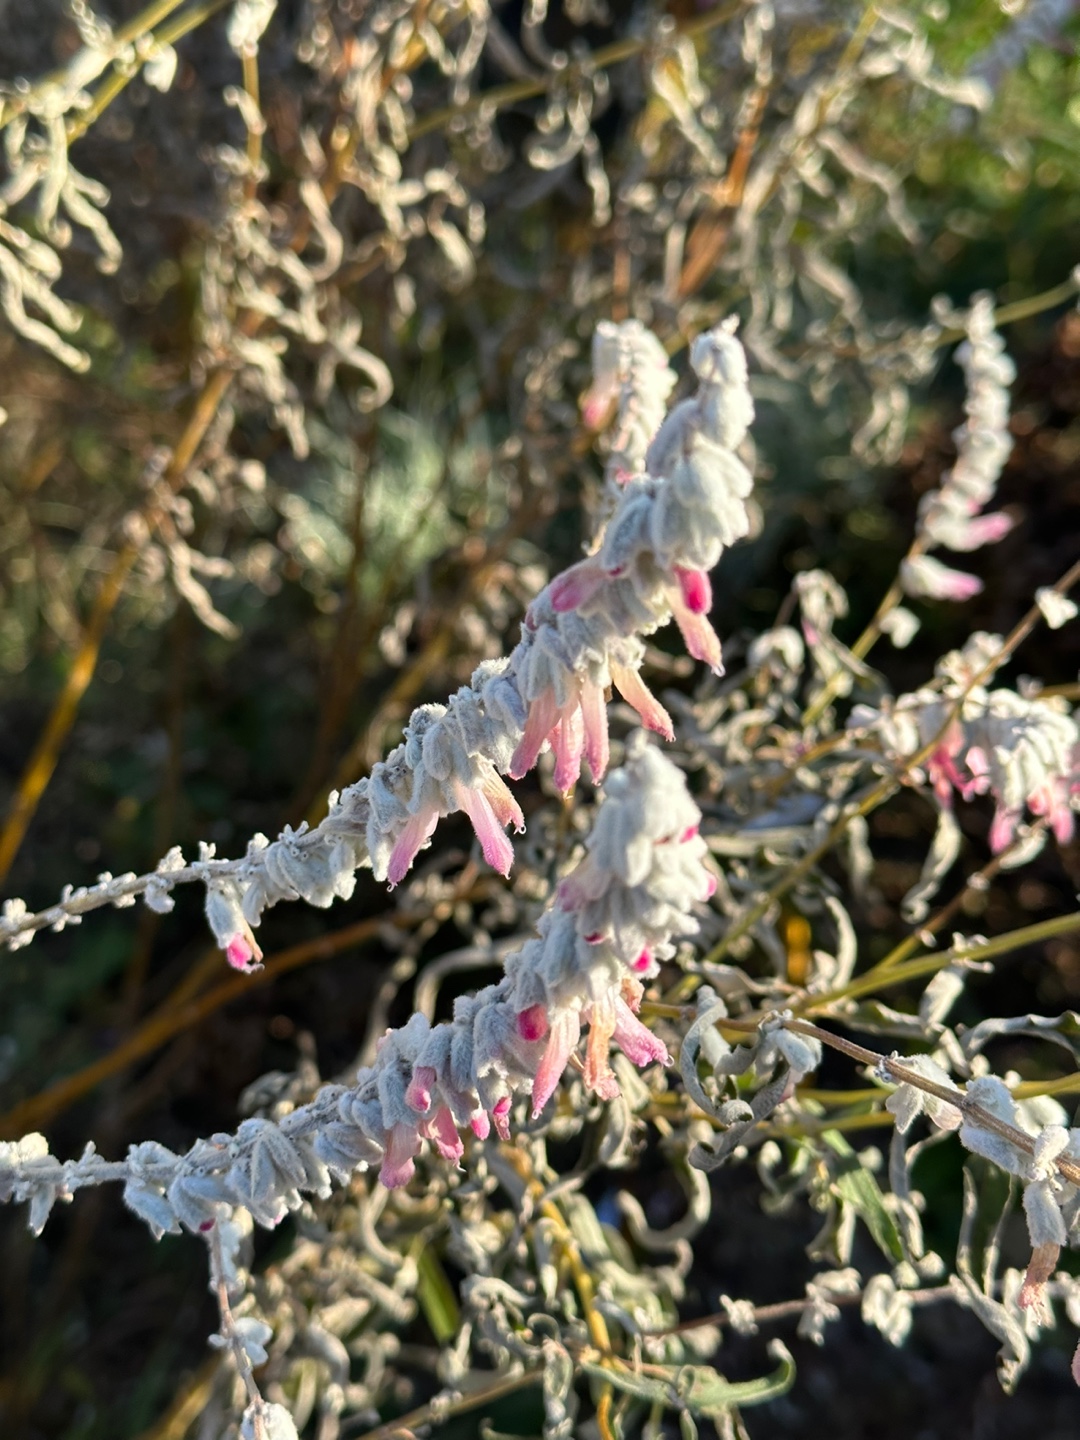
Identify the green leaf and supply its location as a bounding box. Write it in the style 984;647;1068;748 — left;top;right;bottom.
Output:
821;1128;904;1264
415;1242;460;1345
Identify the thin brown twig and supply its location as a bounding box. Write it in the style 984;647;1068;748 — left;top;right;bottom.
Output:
0;912;390;1138
785;1016;1080;1186
676;83;768;301
0;366;234;885
351;1371;541;1440
648;1282;954;1337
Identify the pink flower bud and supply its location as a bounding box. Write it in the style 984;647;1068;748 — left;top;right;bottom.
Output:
549;561;608;614
674;566;712;615
226;934;263;972
405;1066;437;1113
516;1004;549;1042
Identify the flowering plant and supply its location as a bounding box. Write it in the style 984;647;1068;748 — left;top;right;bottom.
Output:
3;4;1080;1438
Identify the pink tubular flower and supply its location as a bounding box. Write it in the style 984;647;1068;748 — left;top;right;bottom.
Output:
901;554;983;603
510;675;610;792
988;805;1023;854
609;661;674;740
387;802;441;887
379;1122;422;1189
387;772;524;886
452;773;524;877
421;1105;464;1165
531;1009;581;1118
667;583;724;673
926;723;977;809
1029;780;1075;845
959;511;1015;548
613;1001;671;1068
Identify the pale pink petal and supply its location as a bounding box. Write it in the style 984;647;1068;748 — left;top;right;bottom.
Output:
1050;800;1075;846
1030;782;1075;845
510;689;560;779
552;702;585;794
583;995;620;1100
581;387;613;430
491;1095;512;1140
455;782;515;877
669;589;724;674
470;1110;490;1140
674;566;712;615
929;744;967;806
387;804;441;887
482;772;526;833
423;1105;464;1164
963;511;1015;547
379;1123;421;1189
549;561;608;613
610;662;674;740
516;1003;549;1042
902;555;983;602
531;1009;580;1118
405;1065;437;1113
989;805;1021;854
612;998;671;1069
579;676;610;784
964;745;990;785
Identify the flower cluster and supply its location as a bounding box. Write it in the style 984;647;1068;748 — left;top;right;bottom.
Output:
902;293;1015;603
366;319;754;894
367;332;728;914
581;318;678;479
851;635;1078;854
0;317;754;965
0;737;711;1230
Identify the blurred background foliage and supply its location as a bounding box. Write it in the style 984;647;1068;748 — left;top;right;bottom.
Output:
1;0;1080;1436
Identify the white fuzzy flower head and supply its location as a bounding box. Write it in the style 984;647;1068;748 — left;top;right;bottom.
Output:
241;1402;298;1440
1035;587;1078;630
